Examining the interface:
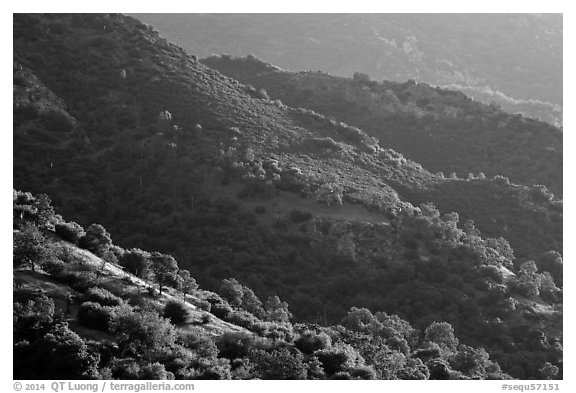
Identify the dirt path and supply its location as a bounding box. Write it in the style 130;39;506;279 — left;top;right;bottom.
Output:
50;240;246;335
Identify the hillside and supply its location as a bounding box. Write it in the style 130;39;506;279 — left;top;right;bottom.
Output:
202;54;563;198
13;191;562;380
133;13;562;125
13;13;562;380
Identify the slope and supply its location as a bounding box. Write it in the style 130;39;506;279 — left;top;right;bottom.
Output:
13;14;563;379
133;13;562;125
13;190;562;379
202;54;563;198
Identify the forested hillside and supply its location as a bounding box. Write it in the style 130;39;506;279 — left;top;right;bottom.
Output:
13;13;562;380
202;54;563;198
18;190;550;380
133;13;563;125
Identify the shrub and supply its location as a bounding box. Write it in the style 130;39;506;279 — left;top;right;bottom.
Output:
249;347;307;379
84;287;122;307
295;330;332;354
163;301;189;325
127;294;163;314
57;270;100;291
216;331;259;359
316;347;354;376
78;224;112;257
427;358;452;380
210;301;233;320
13;223;51;271
14;323;99;379
395;358;431;380
108;359;173;380
109;307;178;360
178;328;219;359
42;258;67;276
224;310;258;330
13;289;55;341
253;321;294;341
509;277;540;299
54;221;85;243
139;362;175;380
77;301;113;331
349;365;377;380
449;345;492;378
424;322;459;352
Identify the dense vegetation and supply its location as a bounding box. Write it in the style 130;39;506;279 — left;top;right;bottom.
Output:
13;14;562;380
134;13;562;125
13;191;561;380
203;54;563;197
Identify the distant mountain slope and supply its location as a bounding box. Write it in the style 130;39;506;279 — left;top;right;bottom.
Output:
13;14;562;379
133;13;562;125
202;54;563;198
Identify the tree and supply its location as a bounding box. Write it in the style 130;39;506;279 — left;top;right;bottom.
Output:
120;248;150;278
264;295;292;323
216;331;258;360
295;331;332;355
14;288;55;341
219;278;265;318
539;362;559;380
316;343;360;376
395;358;430;380
349;365;377;380
248;347;308;379
536;251;563;287
149;252;181;295
240;286;265;318
13;223;51;272
519;260;538;275
32;193;57;230
306;356;326;379
538;272;561;302
78;223;112;257
449;344;492;378
316;183;343;206
139;362;175;380
219;278;243;307
511;262;542;299
14;323;99;379
341;307;380;333
424;322;459;353
178;269;198;298
109;307;177;361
